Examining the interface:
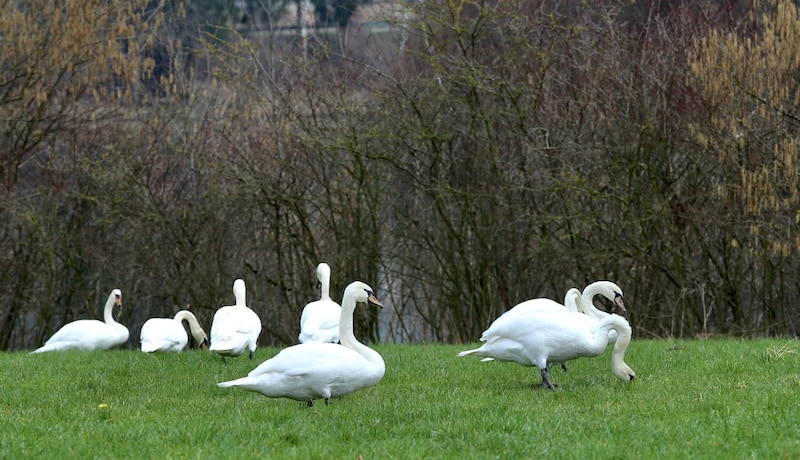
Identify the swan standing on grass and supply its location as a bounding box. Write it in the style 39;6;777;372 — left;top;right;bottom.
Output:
140;310;209;352
458;310;635;389
209;279;261;360
218;281;385;407
31;289;128;353
298;262;342;344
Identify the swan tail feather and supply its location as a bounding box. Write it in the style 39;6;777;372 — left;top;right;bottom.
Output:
217;377;250;388
457;348;480;357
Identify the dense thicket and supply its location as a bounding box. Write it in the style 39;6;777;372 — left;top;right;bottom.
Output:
1;0;797;350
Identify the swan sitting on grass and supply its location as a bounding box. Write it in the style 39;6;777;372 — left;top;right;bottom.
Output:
298;262;342;344
140;310;209;352
31;289;128;353
209;279;261;360
218;281;385;407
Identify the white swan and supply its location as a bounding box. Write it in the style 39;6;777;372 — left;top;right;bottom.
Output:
298;262;342;344
218;281;385;407
140;310;209;353
471;282;627;368
209;279;261;360
31;289;128;353
458;310;635;389
564;288;583;313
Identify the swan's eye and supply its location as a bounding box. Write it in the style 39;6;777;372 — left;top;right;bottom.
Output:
115;294;121;299
365;290;374;297
614;292;622;299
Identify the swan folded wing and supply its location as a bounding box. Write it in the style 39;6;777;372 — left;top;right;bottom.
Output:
140;318;187;351
300;301;341;329
245;343;383;397
211;309;260;338
479;299;569;341
44;320;128;351
141;339;178;353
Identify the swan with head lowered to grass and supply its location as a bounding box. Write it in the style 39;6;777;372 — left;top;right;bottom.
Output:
298;262;342;344
140;310;209;353
486;281;625;345
209;279;261;360
31;289;128;353
472;282;627;374
457;305;635;389
217;281;385;407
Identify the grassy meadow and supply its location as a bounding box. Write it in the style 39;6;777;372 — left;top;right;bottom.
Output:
1;339;799;459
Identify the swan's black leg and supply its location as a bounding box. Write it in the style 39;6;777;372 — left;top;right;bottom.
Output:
249;350;255;360
560;363;568;373
219;354;227;364
325;398;330;406
306;400;314;408
540;368;557;390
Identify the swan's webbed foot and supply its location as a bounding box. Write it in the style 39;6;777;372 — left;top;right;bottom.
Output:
540;368;557;390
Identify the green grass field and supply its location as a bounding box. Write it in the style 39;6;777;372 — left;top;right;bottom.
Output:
1;339;798;459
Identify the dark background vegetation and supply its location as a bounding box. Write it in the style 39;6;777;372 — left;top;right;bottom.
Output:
2;0;798;350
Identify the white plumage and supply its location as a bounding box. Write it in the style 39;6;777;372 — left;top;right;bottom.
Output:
563;287;583;313
209;279;261;360
458;281;635;389
31;289;128;353
140;310;208;353
298;262;342;344
218;281;385;407
576;281;627;343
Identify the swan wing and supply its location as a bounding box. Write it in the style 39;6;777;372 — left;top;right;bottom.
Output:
210;306;262;356
140;318;188;352
248;343;365;377
298;300;342;343
479;298;567;341
210;306;261;340
34;320;128;352
237;343;384;399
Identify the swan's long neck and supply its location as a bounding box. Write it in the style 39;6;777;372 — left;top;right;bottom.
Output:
233;281;247;306
103;294;120;325
175;311;204;337
319;272;331;301
611;323;632;366
580;283;611;320
598;314;634;379
338;293;380;362
564;288;582;313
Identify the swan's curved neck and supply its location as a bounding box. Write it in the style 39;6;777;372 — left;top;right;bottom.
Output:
103;295;120;325
598;315;632;370
175;311;204;336
338;294;380;362
581;283;611;319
